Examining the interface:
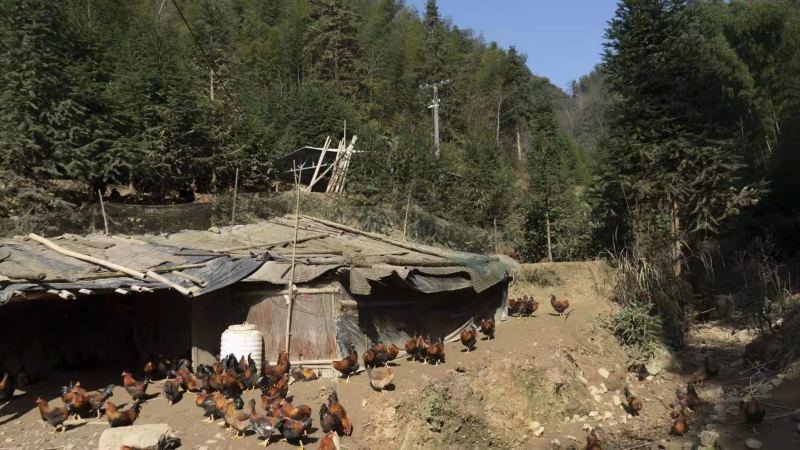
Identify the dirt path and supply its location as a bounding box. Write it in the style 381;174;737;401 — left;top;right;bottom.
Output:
1;261;798;449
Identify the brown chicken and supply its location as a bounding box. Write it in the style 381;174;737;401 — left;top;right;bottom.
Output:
280;398;312;420
740;398;766;424
508;297;520;316
280;416;312;450
623;386;642;416
460;327;477;352
550;293;570;315
528;299;540;316
367;366;394;393
85;385;114;418
585;429;603;450
415;335;427;362
223;399;251;438
318;431;339;450
143;361;155;379
162;376;183;405
36;397;69;433
387;343;400;361
265;374;289;400
480;318;495;340
332;344;359;381
363;348;377;369
261;350;290;387
66;385;89;420
106;400;141;427
196;392;225;422
671;414;688;436
322;390;353;436
0;372;14;403
121;371;149;401
290;367;319;382
176;367;200;392
404;337;418;361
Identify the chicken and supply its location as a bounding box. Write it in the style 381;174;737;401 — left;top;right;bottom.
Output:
62;383;89;420
248;398;283;447
740;398;766;424
176;367;201;392
623;386;642;416
585;429;603;450
670;414;688;436
508;297;520;316
219;370;244;402
669;401;692;419
327;391;353;435
550;293;570;315
318;431;339;450
373;341;390;367
480;318;495;340
290;367;319;382
319;403;340;434
363;348;377;369
264;374;289;400
367;366;394;393
105;400;142;427
0;372;15;403
460;327;477;352
404;336;418;361
426;336;445;365
279;416;312;450
121;371;149;401
416;335;427;362
387;343;400;361
143;360;155;379
85;385;114;418
527;298;540;317
332;344;359;381
261;351;290;388
36;397;69;433
685;383;700;409
280;398;312;420
162;376;183;405
223;399;251;439
196;392;226;423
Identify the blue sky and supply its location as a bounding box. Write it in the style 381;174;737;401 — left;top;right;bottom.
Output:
405;0;619;90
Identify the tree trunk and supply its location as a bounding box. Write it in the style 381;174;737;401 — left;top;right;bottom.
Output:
671;200;682;277
496;98;502;144
545;209;553;262
516;127;523;162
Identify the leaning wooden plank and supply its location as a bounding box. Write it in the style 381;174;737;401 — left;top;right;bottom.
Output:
145;270;193;296
28;233;147;279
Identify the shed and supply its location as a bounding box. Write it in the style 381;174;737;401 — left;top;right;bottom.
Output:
0;216;510;376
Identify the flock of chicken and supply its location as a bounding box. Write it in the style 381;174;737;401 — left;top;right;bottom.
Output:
32;353;349;449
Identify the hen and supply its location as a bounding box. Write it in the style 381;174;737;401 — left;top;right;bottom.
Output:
623;386;642;416
415;335;427;362
585;429;603;450
479;318;495;340
0;372;15;403
550;294;570;315
280;398;312;420
248;398;283;447
280;416;312;450
321;390;353;436
740;398;766;424
290;367;319;382
36;397;69;433
363;348;377;369
670;414;688;436
332;344;359;381
404;336;418;361
196;391;226;423
387;343;400;362
106;400;142;427
85;385;114;418
162;376;183;405
318;431;339;450
460;327;477;352
367;366;394;393
223;399;251;438
121;371;149;401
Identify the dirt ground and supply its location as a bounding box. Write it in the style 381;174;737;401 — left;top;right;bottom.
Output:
1;261;799;449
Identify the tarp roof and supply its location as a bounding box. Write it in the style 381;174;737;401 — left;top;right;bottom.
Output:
0;215;509;303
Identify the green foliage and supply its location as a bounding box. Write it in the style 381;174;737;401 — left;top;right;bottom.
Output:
514;266;563;287
612;300;663;367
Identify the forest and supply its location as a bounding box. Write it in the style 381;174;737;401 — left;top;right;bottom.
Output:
1;0;799;338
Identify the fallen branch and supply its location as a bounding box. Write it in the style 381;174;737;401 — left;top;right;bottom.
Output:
28;233;145;279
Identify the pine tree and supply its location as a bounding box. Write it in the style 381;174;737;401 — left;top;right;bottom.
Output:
306;0;362;97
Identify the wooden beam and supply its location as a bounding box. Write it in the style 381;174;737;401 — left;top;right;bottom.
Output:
306;136;331;192
145;270;193;297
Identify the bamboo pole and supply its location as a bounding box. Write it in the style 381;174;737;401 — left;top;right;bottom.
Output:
285;162;302;353
28;233;146;279
231;167;239;226
145;270;193;297
306;136;331;192
172;270;208;287
403;190;411;241
98;189;109;235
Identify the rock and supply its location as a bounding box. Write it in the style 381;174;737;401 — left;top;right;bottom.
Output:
64;445;74;450
593;394;602;403
206;440;217;444
612;395;621;406
208;226;220;234
645;347;672;375
599;383;608;393
699;430;719;448
198;447;208;450
4;438;12;443
589;411;599;418
577;374;588;384
598;368;610;379
572;414;581;422
704;386;724;400
362;399;368;407
567;435;577;441
533;426;545;437
588;385;600;395
582;423;591;431
550;438;560;446
98;424;179;450
602;411;613;420
528;421;541;431
745;438;763;449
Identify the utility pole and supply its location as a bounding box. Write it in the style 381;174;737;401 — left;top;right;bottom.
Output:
420;79;449;159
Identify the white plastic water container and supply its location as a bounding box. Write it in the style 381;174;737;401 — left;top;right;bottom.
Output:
220;323;263;363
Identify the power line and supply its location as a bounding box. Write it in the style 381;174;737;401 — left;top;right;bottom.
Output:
170;0;242;117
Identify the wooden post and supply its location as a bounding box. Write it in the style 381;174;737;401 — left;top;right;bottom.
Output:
230;167;239;226
306;137;331;192
98;189;109;235
494;218;499;254
403;190;411;241
285;162;301;353
516;128;523;162
545;210;553;262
